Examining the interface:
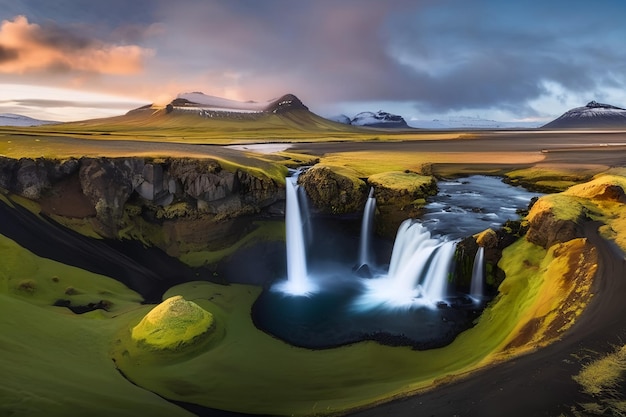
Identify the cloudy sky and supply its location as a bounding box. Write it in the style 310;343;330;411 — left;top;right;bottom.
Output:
1;0;625;123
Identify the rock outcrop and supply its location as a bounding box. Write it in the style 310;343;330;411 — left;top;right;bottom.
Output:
298;165;368;214
0;156;283;238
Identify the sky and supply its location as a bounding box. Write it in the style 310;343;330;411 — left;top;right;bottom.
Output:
1;0;625;123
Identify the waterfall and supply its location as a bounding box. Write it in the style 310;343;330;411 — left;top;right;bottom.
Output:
354;220;457;310
274;174;317;296
358;188;376;266
421;240;456;302
470;246;485;300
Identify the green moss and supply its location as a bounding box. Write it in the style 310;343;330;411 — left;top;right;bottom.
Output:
0;233;191;416
131;295;215;351
0;234;142;310
368;171;434;191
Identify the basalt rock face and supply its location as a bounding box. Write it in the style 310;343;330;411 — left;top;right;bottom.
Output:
79;158;144;235
0;157;79;200
298;166;368;214
454;223;524;292
0;156;282;238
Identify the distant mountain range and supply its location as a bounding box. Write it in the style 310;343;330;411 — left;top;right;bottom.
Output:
330;111;409;128
542;101;626;129
408;116;542;129
0;113;57;127
6;91;626;131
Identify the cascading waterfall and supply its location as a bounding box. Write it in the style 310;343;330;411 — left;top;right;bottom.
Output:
470;246;485;300
354;220;457;309
273;174;317;296
358;188;376;267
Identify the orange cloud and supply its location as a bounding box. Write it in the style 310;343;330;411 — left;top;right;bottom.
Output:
0;15;153;75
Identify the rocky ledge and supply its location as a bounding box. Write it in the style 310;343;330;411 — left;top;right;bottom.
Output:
0;156;283;238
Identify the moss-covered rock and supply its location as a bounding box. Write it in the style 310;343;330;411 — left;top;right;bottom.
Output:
131;295;215;351
367;171;437;237
298;165;367;214
525;195;585;249
475;228;498;248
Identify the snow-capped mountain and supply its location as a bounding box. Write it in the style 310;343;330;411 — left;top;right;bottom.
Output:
330;111;409;128
542;101;626;128
0;113;57;127
170;92;308;114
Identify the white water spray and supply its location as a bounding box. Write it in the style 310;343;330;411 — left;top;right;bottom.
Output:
354;220;457;309
358;188;376;266
470;246;485;300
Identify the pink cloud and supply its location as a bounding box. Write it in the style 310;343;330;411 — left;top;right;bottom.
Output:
0;15;153;75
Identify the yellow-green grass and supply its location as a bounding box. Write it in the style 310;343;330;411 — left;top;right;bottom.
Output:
368;171;434;191
113;236;595;416
570;344;626;417
318;150;544;178
505;164;602;192
0;234;192;417
574;344;626;396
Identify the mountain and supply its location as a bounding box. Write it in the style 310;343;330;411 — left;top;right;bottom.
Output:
61;92;357;136
0;113;58;127
168;92;308;115
330;110;409;128
542;101;626;129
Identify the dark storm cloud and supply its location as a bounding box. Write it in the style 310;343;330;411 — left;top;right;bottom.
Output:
145;0;626;115
0;45;18;62
2;0;626;117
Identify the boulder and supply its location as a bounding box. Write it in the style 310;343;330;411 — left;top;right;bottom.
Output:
298;165;367;214
131;295;215;351
525;197;584;248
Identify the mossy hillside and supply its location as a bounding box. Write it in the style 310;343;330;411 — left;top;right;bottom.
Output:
112;235;598;416
0;294;194;417
0;234;191;416
0;233;142;311
529;174;626;252
569;175;626;253
131;295;216;351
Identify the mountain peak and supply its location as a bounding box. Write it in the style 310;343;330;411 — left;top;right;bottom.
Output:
585;100;624;110
265;94;308;113
542;101;626;129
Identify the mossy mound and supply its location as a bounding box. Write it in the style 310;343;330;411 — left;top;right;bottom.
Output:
131;295;215;350
367;171;437;204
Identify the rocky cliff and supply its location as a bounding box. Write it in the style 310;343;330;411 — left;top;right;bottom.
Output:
0;156;283;239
